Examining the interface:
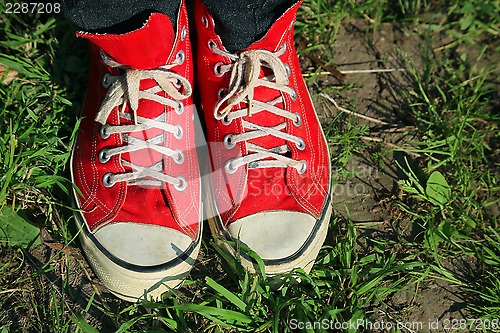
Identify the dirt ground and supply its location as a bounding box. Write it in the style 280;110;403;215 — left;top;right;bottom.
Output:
2;17;497;333
310;19;497;333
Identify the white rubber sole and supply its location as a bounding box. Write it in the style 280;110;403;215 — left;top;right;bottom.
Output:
75;213;202;302
205;177;332;276
70;151;202;302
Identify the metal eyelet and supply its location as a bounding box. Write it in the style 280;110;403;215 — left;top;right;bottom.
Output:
223;134;235;149
293;113;302;127
225;159;237;174
208;40;216;50
98;148;110;163
280;42;287;53
213;62;224;77
221;115;232;126
288;20;294;31
175;101;184;115
284;63;291;78
174;125;183;139
217;88;227;99
174;149;185;164
173;79;182;89
102;73;112;88
100;51;110;63
100;124;110;139
175;176;187;191
290;89;297;101
181;26;187;41
201;16;209;28
297;160;307;174
296;138;306;150
177;50;185;64
102;173;115;187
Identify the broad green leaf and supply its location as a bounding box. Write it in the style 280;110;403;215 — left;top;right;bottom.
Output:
426;171;451;207
0;206;41;248
460;14;475;31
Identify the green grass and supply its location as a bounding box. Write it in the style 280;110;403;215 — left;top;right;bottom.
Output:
1;0;499;332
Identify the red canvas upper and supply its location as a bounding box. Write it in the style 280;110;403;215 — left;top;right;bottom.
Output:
195;0;331;225
73;1;200;239
77;14;175;70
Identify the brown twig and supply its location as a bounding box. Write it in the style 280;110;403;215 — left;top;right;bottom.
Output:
297;37;346;83
360;136;422;158
320;93;392;126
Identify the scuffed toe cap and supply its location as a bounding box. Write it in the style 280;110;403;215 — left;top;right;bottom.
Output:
227;211;316;261
93;223;194;266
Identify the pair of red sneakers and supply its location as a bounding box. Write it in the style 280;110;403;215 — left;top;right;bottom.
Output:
71;0;332;301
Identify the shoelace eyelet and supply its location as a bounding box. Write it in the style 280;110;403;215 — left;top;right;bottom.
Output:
217;88;227;99
100;124;110;139
284;63;291;78
297;160;307;174
223;134;236;149
100;51;110;63
296;138;306;150
181;26;187;41
174;125;183;139
288;20;294;31
293;113;302;127
102;173;115;187
280;42;287;53
177;50;185;65
175;101;185;115
290;89;297;101
201;16;209;28
102;73;112;88
174;149;185;164
214;62;224;77
225;159;237;174
175;176;187;191
98;148;111;163
221;115;232;126
173;79;182;89
208;40;216;50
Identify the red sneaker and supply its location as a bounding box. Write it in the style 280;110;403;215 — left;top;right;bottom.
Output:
70;1;202;301
195;0;332;275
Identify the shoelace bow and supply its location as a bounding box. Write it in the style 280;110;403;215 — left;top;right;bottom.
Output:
212;44;307;174
96;52;191;189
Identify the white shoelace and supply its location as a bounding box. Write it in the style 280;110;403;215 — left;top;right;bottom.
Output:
211;43;307;174
96;52;191;190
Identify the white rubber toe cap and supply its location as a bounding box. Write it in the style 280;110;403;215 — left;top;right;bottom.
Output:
94;223;194;266
227;211;316;261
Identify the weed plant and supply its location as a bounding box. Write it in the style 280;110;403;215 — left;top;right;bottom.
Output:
1;0;498;331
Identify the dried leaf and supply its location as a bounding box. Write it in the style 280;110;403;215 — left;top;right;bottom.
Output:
40;228;78;255
0;64;19;85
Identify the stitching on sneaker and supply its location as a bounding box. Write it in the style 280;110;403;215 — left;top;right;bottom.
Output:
96;53;192;189
210;42;305;174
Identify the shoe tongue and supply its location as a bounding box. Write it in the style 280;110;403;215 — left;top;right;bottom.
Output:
236;1;301;151
243;0;300;52
77;13;175;69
